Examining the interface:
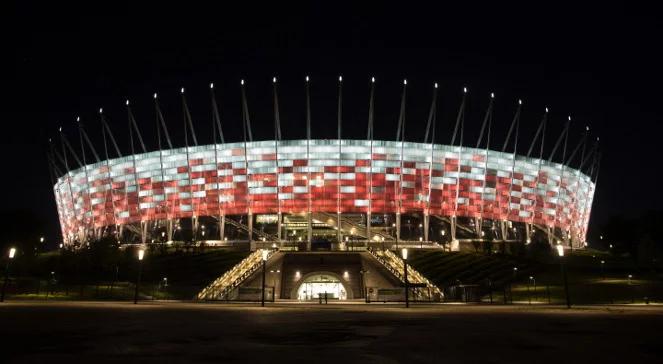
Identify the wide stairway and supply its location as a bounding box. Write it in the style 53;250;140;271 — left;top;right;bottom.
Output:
367;248;443;301
197;249;276;300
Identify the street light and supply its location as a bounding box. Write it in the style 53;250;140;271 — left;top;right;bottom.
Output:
402;248;409;308
600;260;605;280
134;249;145;304
261;249;269;307
557;244;571;308
1;248;17;302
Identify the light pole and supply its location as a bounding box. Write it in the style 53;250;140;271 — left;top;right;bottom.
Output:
1;247;17;302
134;249;145;304
557;245;570;308
402;248;409;308
600;260;605;280
261;249;268;307
529;276;536;304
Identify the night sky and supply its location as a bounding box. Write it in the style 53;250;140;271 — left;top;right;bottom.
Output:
5;3;662;245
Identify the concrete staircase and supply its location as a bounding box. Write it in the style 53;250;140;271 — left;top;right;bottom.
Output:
367;247;443;301
197;249;275;300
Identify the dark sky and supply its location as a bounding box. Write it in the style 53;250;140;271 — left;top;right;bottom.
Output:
5;2;663;243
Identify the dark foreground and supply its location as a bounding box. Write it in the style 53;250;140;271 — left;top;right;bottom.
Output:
2;302;663;363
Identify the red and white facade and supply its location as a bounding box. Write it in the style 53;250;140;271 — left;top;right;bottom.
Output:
54;139;595;247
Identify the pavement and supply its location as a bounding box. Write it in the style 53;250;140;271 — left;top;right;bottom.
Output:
1;300;663;363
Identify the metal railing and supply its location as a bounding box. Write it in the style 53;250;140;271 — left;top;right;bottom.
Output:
197;249;275;300
367;247;444;301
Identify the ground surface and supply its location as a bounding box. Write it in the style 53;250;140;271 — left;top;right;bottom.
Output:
1;301;662;363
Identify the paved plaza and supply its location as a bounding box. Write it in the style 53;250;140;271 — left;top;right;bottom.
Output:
1;301;662;363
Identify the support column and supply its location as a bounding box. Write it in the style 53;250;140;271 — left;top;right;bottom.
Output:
248;212;253;242
277;212;282;242
475;217;482;238
500;220;507;241
167;219;173;241
423;213;430;243
450;216;458;251
366;212;372;241
307;212;312;251
525;223;532;244
396;212;401;245
219;214;225;241
192;215;199;242
337;211;342;243
547;226;554;246
141;221;148;244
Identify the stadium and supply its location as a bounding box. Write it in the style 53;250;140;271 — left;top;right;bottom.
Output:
48;77;599;301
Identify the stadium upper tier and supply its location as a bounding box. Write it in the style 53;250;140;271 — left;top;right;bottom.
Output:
53;139;595;245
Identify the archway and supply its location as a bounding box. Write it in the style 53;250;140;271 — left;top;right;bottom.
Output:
295;272;351;300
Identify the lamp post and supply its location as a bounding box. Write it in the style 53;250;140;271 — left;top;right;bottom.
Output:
1;248;16;302
529;276;536;305
261;249;268;307
134;249;145;304
557;245;570;308
402;248;409;308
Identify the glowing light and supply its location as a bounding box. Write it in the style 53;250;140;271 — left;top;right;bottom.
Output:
401;248;408;260
518;99;522;105
99;108;103;114
586;125;590;131
568;115;571;121
272;77;277;83
210;82;214;89
241;79;245;85
463;87;467;93
434;82;438;88
339;75;343;82
76;116;80;122
371;77;375;83
261;249;269;261
343;271;349;279
126;100;130;106
545;107;549;113
306;75;310;82
556;244;564;257
58;127;62;132
180;87;184;94
403;79;407;85
490;92;495;98
8;247;16;259
138;249;145;261
153;93;157;99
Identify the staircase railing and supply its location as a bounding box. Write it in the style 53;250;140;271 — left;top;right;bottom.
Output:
222;217;278;241
367;247;443;301
312;212;394;241
197;249;276;300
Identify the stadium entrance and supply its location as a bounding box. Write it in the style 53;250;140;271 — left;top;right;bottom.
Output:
296;273;347;301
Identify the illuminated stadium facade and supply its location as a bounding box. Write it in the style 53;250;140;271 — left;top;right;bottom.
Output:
49;78;599;252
